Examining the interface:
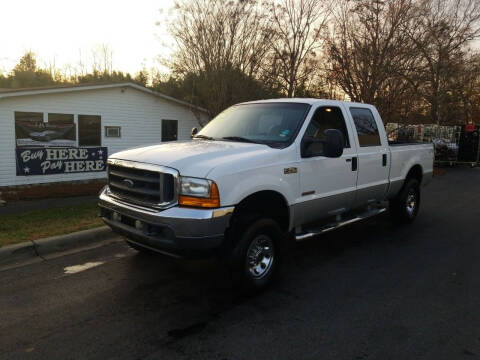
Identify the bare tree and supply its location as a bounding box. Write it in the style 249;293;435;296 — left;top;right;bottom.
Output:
164;0;279;115
435;51;480;124
91;43;114;74
161;0;480;122
408;0;480;124
265;0;329;97
167;0;273;76
459;53;480;123
325;0;418;122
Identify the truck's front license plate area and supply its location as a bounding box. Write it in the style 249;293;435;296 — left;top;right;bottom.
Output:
101;207;173;239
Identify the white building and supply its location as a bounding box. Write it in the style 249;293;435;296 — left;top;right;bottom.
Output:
0;82;209;193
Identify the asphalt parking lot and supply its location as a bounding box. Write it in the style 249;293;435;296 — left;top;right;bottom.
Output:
2;167;480;360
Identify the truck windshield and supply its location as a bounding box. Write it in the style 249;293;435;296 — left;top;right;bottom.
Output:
195;102;311;148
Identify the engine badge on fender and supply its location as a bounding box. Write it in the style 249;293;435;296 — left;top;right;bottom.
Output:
284;167;298;174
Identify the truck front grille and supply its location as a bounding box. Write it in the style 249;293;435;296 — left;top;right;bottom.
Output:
107;160;177;209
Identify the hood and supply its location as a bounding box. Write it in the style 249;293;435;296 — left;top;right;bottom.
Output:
109;140;272;177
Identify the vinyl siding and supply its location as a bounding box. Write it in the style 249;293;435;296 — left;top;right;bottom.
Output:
0;86;207;187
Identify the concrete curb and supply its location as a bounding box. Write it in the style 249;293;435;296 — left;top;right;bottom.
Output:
0;226;120;269
0;241;38;268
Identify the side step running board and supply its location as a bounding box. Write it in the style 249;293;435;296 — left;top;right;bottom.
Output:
295;207;387;241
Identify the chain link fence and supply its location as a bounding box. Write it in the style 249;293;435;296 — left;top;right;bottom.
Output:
386;123;480;166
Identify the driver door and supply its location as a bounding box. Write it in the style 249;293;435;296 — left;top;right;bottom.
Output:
295;105;358;225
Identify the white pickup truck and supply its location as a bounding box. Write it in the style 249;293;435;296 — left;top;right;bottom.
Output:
99;99;434;289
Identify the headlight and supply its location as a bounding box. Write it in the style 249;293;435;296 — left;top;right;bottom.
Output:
178;177;220;208
180;177;211;197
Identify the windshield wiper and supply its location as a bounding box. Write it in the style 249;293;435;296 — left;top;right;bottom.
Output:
221;136;258;144
193;134;215;140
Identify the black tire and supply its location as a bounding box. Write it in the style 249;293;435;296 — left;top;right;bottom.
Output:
227;216;285;291
389;178;421;224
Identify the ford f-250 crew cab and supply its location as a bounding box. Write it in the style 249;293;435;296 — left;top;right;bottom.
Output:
99;99;434;289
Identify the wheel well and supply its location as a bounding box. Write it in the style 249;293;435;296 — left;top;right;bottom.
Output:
232;191;290;231
406;165;423;183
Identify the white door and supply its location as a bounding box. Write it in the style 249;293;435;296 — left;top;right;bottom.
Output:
347;106;389;207
295;105;358;225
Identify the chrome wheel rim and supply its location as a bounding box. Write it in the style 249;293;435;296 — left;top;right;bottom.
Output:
406;189;417;217
246;235;275;279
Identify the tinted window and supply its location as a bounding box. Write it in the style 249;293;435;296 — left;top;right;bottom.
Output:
350;108;381;147
162;119;178;142
302;106;350;157
78;115;101;146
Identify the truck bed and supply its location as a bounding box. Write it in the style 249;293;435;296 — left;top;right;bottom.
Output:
387;142;434;198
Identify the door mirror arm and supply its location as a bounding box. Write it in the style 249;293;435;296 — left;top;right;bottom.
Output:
190;127;198;139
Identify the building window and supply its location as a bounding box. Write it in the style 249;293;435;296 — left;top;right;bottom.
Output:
15;111;44;147
105;126;121;138
350;108;381;147
47;113;75;144
15;111;76;147
162;119;178;142
78;115;101;146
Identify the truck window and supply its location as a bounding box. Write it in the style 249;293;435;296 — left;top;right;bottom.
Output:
196;103;310;148
350;108;381;147
303;106;350;157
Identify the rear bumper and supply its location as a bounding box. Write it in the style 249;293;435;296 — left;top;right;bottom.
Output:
98;188;234;258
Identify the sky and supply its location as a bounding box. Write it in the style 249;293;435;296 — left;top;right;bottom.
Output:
0;0;176;75
1;0;478;77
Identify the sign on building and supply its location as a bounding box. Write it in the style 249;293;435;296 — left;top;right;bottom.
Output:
16;147;107;176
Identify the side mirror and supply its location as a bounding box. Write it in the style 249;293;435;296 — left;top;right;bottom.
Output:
190;127;198;138
301;137;315;158
323;129;344;158
301;129;344;158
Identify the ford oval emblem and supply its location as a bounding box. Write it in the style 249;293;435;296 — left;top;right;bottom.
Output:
122;179;134;188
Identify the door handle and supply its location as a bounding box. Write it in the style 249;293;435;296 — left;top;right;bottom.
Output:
348;157;358;171
382;154;387;167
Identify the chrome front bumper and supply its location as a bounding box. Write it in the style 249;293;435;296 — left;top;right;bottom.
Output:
98;188;234;257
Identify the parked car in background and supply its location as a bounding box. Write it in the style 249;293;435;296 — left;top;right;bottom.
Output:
99;99;434;289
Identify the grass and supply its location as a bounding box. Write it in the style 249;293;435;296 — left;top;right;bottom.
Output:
0;202;103;247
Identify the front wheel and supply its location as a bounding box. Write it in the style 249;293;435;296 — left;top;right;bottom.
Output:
389;178;421;224
228;217;285;291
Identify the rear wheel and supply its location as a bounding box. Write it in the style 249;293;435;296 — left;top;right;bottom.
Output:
389;178;420;224
227;217;285;291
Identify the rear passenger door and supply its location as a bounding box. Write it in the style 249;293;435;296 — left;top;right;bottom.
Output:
348;106;389;207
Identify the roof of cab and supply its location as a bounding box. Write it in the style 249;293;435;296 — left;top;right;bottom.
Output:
238;98;371;107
